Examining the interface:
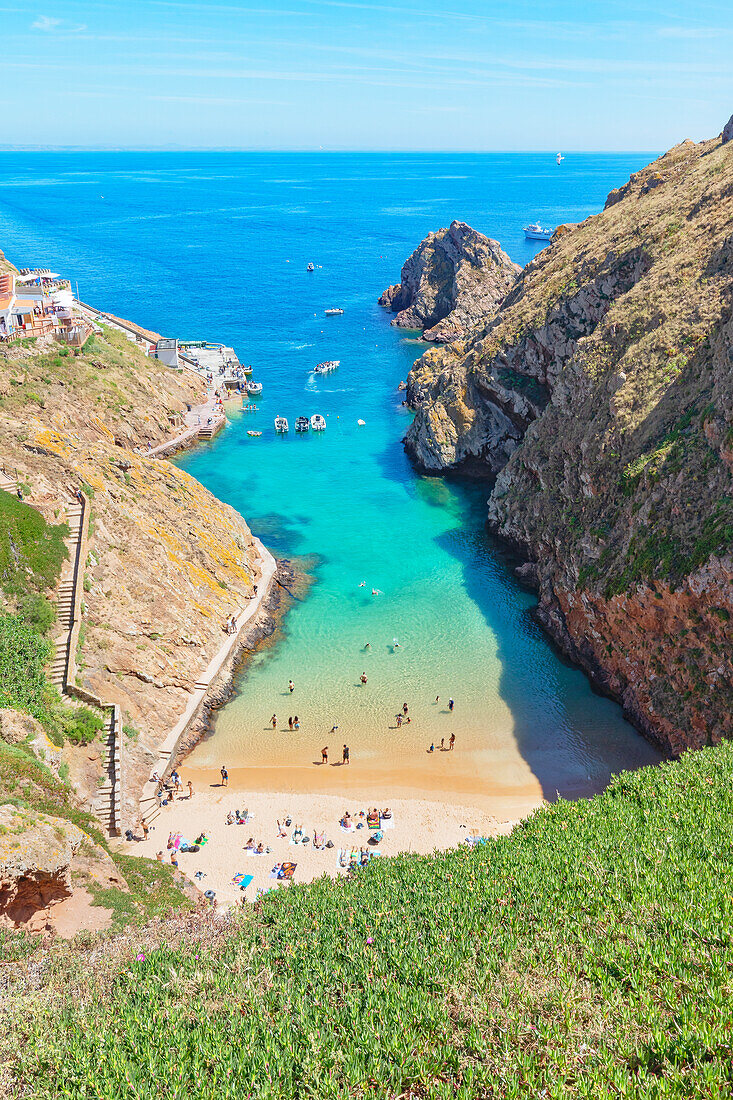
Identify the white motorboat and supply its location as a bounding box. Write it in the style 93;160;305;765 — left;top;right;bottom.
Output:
274;416;289;433
295;416;310;432
313;360;340;374
524;222;554;241
307;262;315;272
247;381;262;394
311;414;326;431
324;308;344;316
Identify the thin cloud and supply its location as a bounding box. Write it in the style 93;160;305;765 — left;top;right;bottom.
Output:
32;14;87;33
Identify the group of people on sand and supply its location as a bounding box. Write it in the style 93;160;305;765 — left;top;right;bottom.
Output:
428;733;456;753
276;817;331;849
153;769;194;805
339;807;391;829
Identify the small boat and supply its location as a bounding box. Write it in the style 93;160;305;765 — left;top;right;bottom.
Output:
556;152;564;164
313;360;340;374
324;308;344;316
247;431;262;437
306;262;315;272
311;414;326;431
247;381;262;394
295;416;310;432
524;222;554;241
274;416;289;433
357;419;366;426
242;365;253;376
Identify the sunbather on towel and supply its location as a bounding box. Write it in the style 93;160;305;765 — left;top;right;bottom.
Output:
244;837;255;850
292;824;304;843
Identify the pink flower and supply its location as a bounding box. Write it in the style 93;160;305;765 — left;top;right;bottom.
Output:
136;952;146;961
366;938;374;945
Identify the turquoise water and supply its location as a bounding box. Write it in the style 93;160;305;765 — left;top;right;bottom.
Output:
0;151;662;805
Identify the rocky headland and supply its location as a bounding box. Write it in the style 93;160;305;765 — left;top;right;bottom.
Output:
403;120;733;754
379;220;521;342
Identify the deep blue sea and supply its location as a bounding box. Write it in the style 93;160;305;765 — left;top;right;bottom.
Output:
0;151;662;812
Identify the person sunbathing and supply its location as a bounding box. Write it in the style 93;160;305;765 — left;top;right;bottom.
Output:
226;811;235;825
244;837;255;850
277;820;288;837
382;808;392;819
255;842;265;854
340;812;352;828
292;824;304;843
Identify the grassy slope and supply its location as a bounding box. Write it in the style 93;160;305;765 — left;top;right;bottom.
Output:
8;741;733;1098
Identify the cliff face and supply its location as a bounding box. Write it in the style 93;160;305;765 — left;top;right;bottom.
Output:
0;310;262;817
379;220;521;342
404;126;733;754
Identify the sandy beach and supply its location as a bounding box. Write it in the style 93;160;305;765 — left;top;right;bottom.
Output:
130;765;541;908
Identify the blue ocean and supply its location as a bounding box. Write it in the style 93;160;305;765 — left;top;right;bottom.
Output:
0;151;662;811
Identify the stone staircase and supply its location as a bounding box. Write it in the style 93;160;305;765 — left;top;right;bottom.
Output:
91;707;121;836
49;499;84;691
0;467;18;493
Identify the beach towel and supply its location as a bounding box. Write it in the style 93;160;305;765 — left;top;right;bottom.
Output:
278;862;297;880
269;863;282;878
380;815;395;830
337;849;350;870
339;821;354;832
367;811;380;829
231;872;253;886
173;833;182;849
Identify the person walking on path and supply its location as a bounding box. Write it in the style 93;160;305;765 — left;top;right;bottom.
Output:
289;680;295;693
449;733;455;751
342;745;350;765
221;765;229;787
188;780;194;797
321;746;329;764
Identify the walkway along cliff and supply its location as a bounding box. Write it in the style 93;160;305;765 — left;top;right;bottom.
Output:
402;119;733;755
0;248;278;845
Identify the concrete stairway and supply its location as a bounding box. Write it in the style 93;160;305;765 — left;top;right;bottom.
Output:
0;468;18;493
91;709;118;836
49;500;83;690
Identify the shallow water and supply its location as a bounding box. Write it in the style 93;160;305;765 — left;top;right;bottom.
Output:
0;150;662;807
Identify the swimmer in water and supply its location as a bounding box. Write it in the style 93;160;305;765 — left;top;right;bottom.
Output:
358;581;366;587
364;642;371;649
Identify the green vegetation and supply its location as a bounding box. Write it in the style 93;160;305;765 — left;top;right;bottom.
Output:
0;490;68;600
88;852;195;930
0;614;55;725
8;742;733;1098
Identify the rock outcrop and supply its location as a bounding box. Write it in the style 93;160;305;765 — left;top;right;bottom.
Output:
0;805;84;926
0;306;264;827
379;220;521;342
403;121;733;754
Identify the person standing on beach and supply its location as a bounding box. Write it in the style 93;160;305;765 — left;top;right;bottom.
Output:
289;680;295;693
294;716;300;729
360;672;367;684
288;716;293;730
188;780;194;797
402;703;408;716
440;737;444;750
342;745;350;765
449;733;455;751
140;819;149;841
448;698;455;712
221;765;229;787
271;714;278;729
321;746;329;764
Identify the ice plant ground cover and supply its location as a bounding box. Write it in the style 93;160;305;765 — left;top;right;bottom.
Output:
7;740;733;1098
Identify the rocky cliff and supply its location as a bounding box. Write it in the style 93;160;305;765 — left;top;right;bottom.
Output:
404;123;733;754
379;220;521;342
0;285;265;824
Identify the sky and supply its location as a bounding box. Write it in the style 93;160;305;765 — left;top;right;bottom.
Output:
1;0;732;150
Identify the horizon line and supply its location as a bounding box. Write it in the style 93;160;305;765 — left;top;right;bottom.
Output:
0;145;661;154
